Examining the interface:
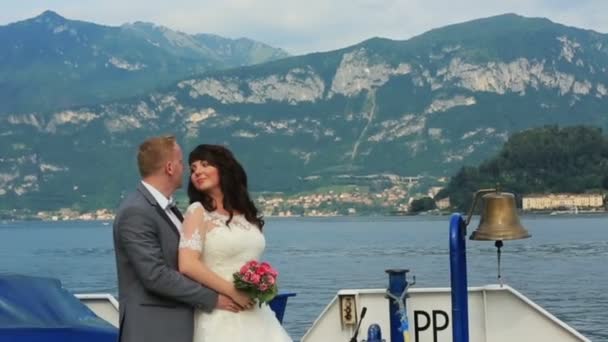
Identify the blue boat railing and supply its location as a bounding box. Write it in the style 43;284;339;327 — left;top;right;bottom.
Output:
268;292;297;324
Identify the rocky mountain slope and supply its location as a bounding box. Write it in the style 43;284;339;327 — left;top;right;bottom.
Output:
3;14;608;211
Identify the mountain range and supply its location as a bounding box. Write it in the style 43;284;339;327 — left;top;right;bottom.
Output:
0;10;288;114
2;12;608;211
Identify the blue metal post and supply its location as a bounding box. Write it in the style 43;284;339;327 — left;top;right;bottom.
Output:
449;213;469;342
386;269;408;342
366;324;383;342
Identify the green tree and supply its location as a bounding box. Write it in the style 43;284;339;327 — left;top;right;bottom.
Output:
409;197;437;213
439;125;608;210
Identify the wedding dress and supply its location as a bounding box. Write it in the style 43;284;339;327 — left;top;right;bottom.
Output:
179;202;293;342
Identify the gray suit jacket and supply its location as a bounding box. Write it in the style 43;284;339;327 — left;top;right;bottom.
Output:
113;183;218;342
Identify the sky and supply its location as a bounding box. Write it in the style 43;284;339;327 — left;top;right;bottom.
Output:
1;0;607;55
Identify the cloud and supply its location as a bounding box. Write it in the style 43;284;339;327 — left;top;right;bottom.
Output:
2;0;608;55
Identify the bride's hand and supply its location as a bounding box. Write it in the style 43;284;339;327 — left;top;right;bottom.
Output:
230;287;255;309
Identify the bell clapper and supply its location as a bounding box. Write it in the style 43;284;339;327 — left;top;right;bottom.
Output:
495;240;503;287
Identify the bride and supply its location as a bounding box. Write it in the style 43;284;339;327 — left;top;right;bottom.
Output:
178;144;292;342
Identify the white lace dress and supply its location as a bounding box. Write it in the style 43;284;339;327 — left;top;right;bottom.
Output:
179;202;292;342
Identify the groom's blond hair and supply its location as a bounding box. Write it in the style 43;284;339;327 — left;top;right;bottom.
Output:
137;135;177;177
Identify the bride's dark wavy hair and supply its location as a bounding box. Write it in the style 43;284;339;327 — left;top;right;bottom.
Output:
187;144;264;230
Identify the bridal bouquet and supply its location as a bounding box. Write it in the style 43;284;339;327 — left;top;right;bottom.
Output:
233;260;279;307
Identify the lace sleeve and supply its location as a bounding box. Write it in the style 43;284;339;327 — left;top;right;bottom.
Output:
178;202;205;252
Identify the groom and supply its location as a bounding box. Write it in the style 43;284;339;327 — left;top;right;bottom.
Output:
113;135;239;342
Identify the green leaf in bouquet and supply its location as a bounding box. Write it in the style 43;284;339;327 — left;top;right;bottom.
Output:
257;285;279;307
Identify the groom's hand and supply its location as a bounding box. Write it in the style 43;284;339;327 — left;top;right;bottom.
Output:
216;294;241;312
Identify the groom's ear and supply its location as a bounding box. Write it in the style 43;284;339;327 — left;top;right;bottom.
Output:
165;160;175;176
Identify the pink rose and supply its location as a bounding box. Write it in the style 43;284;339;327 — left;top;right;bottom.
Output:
264;275;276;285
243;272;252;282
240;264;250;274
250;274;261;285
259;284;269;292
256;263;270;275
268;268;278;277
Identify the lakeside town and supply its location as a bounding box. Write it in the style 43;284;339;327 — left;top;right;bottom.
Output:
7;185;606;222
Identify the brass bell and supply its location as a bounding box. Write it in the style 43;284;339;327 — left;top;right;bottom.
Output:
470;192;531;241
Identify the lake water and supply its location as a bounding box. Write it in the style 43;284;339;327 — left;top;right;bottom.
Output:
0;215;606;341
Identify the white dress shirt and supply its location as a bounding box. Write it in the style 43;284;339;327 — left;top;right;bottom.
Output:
141;181;182;232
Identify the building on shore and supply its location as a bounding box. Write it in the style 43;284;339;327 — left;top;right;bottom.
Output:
522;193;604;211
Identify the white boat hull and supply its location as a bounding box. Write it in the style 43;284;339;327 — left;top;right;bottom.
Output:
76;284;590;342
75;293;119;327
301;284;590;342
